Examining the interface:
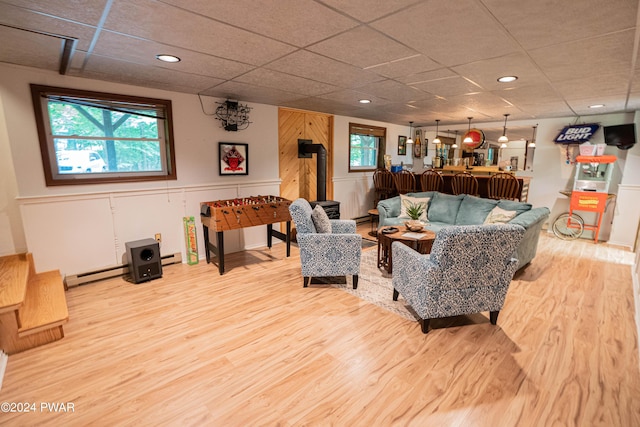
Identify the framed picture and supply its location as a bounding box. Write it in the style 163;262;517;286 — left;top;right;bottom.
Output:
398;135;407;155
219;142;248;175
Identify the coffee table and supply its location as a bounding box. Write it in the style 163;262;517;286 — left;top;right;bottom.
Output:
377;225;436;274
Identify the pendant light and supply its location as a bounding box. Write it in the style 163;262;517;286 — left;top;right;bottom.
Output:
528;124;538;147
452;130;458;148
463;117;473;144
407;121;414;144
498;113;510;146
433;120;441;144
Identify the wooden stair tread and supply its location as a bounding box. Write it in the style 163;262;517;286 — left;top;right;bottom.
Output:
0;254;30;313
18;270;69;337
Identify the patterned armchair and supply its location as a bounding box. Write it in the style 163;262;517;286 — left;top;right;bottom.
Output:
392;224;525;333
289;198;362;289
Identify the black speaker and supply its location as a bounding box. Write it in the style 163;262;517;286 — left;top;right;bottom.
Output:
125;238;162;284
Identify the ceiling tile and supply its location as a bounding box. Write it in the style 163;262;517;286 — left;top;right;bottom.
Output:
554;72;630;101
77;54;225;93
371;0;519;66
411;76;484;97
366;54;441;79
233;68;339;97
104;0;296;66
159;0;359;47
0;3;97;50
0;25;62;71
93;31;255;80
200;81;303;105
482;0;638;49
265;50;384;88
1;0;108;26
354;79;433;103
319;0;422;22
492;83;564;106
530;31;635;82
317;89;392;106
307;26;418;68
452;53;548;90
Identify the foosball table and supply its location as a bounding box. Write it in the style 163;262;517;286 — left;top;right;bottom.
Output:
200;195;292;274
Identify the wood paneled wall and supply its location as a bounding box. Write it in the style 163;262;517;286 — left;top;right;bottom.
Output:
278;108;333;202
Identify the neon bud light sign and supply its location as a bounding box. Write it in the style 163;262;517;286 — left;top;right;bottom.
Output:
554;124;599;144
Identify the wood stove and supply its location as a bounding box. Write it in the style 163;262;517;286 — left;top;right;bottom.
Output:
299;139;340;219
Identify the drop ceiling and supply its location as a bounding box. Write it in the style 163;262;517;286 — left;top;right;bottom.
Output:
1;0;640;130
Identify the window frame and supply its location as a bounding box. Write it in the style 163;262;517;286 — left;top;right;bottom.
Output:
348;122;386;173
30;84;177;186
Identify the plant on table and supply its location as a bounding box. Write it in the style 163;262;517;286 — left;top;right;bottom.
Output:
404;201;427;231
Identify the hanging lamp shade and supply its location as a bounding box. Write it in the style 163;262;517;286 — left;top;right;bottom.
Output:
433;119;441;144
452;130;458;148
528;124;538;147
498;113;510;143
463;117;473;143
407;121;414;144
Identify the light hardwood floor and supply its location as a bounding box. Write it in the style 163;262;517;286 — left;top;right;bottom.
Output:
1;227;639;426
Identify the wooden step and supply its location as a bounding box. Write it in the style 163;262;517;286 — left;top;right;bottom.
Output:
0;253;30;314
18;270;69;338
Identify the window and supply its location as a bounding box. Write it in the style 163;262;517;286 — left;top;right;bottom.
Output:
349;123;386;172
30;84;177;186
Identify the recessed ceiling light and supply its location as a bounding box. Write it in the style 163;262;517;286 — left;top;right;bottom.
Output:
359;99;371;104
497;76;518;83
589;104;605;108
156;54;181;63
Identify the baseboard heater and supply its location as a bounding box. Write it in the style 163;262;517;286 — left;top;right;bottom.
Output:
64;252;182;288
354;215;370;224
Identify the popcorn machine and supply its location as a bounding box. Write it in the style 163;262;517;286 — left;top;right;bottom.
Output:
561;155;616;242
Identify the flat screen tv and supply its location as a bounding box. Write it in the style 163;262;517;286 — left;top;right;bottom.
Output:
603;123;636;150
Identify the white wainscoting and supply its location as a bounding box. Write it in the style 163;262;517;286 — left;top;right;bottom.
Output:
609;185;640;249
332;173;374;220
18;180;282;276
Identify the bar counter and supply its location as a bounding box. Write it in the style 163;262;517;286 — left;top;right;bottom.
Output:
430;168;531;202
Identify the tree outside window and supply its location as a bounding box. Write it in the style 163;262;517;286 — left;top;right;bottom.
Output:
31;85;176;185
349;123;386;172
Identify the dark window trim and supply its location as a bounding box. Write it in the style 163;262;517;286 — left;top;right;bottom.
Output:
30;84;177;186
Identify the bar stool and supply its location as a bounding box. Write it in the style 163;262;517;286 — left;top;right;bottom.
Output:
451;171;478;196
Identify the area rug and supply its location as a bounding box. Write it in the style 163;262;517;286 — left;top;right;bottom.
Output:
331;248;418;321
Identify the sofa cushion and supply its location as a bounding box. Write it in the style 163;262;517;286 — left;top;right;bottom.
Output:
311;205;332;233
399;194;430;221
498;199;532;216
427;193;464;223
484;206;518;224
455;195;498;225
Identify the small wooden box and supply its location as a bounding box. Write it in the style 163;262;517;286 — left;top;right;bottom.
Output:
200;196;292;232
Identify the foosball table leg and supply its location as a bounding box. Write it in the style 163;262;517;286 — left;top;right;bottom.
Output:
286;221;291;257
203;225;210;264
216;231;224;275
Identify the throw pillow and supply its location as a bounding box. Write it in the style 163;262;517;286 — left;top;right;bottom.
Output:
398;194;430;221
428;193;465;223
311;205;332;233
455;195;498;225
484;206;518;224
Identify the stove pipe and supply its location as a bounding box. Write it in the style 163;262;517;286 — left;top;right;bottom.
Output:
298;139;326;202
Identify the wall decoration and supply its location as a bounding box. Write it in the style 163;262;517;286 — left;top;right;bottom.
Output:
413;129;422;158
219;142;248;175
215;100;252;131
554;124;599;144
398;135;407;155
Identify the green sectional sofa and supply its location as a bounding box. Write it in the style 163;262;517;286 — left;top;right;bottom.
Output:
377;191;550;270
